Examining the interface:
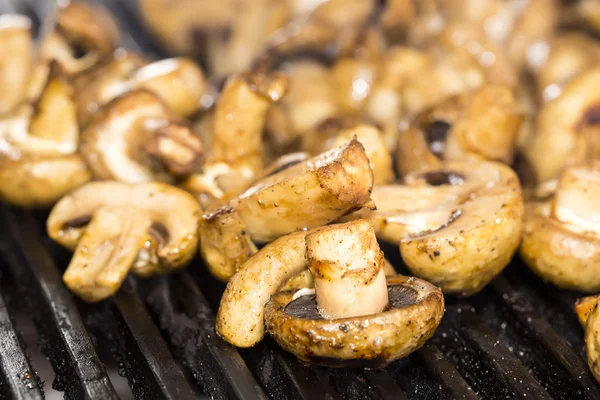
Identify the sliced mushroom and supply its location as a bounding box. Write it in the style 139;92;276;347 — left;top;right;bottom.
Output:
267;61;338;152
199;206;258;282
580;295;600;383
265;220;444;367
397;84;523;177
217;229;310;347
0;15;33;116
521;163;600;292
183;71;288;202
76;55;207;125
303;119;394;184
139;0;289;77
529;68;600;183
226;138;374;243
347;161;523;295
80;90;204;183
0;72;91;207
39;2;119;76
534;33;600;103
576;295;599;327
47;181;200;302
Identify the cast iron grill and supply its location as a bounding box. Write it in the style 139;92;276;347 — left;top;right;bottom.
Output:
0;0;599;398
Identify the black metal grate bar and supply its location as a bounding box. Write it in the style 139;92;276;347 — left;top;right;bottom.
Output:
168;274;268;400
492;276;600;398
363;370;409;400
460;312;553;399
0;283;44;400
417;344;478;399
1;207;118;400
113;279;197;399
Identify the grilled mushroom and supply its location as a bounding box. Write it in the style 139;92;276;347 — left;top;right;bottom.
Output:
226;138;374;243
528;68;600;183
80;90;204;183
39;2;119;76
264;220;444;367
303;119;394;184
199;206;258;282
347;161;523;295
397;84;522;177
47;181;200;302
575;294;600;383
0;15;33;115
183;71;288;203
76;55;207;125
0;72;91;207
521;163;600;292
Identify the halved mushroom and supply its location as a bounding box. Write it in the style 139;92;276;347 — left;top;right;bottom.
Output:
0;15;33;116
576;295;599;327
225;138;374;243
76;55;207;125
80;90;204;183
183;71;288;203
346;161;523;295
39;2;119;76
47;181;200;302
0;71;91;207
264;220;444;367
139;0;290;77
521;163;600;292
199;206;258;282
217;229;310;347
534;33;600;103
397;84;523;178
575;294;600;383
528;68;600;183
266;61;338;153
303;119;394;184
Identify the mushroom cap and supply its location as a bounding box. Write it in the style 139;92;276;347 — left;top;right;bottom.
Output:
265;275;444;368
400;162;523;295
0;155;91;208
576;295;599;327
47;181;200;302
521;202;600;293
47;181;200;264
229;138;374;243
80;90;203;183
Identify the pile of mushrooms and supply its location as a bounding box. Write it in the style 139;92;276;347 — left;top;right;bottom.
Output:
2;0;600;372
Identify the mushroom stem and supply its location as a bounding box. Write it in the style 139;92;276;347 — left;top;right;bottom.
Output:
63;208;149;302
306;220;389;319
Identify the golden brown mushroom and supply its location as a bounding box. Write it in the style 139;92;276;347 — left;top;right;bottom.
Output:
347;161;523;295
521;163;600;292
263;220;444;367
183;71;288;205
39;2;119;76
397;84;523;178
0;72;91;208
0;15;33;116
76;55;206;125
80;90;204;183
575;294;600;383
47;181;200;302
528;68;600;183
224;138;374;243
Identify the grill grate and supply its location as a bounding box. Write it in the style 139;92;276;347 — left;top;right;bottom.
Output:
0;0;600;399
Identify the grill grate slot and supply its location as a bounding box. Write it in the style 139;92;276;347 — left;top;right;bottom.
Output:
0;208;118;400
417;344;477;399
0;277;43;400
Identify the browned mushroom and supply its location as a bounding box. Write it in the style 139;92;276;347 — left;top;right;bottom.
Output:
47;181;201;302
264;220;444;367
521;163;600;292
